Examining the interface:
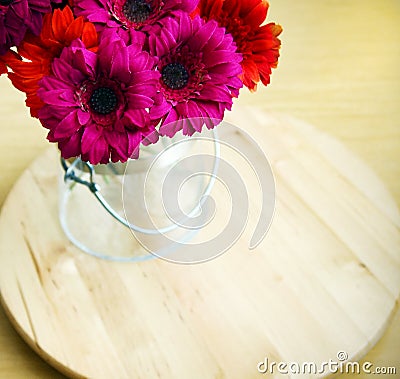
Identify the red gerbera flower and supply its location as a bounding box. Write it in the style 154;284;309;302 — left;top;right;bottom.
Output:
4;6;98;117
198;0;282;91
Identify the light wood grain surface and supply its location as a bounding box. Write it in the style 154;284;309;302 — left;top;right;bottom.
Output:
0;0;399;378
1;111;399;379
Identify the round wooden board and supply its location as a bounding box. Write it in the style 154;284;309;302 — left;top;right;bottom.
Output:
0;109;399;379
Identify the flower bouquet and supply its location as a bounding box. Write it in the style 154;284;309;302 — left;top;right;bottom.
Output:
1;0;282;164
0;0;282;261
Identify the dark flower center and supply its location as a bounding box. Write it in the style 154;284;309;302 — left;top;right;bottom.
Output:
122;0;152;24
162;63;190;90
0;0;14;5
52;0;69;9
89;87;118;115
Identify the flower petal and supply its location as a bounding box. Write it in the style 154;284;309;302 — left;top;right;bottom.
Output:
53;110;81;139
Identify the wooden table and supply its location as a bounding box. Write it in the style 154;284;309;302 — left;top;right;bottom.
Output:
0;0;399;377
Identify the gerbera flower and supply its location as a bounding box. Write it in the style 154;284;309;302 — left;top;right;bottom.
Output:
149;12;242;137
4;6;98;117
73;0;198;37
198;0;282;91
0;0;51;55
37;30;160;164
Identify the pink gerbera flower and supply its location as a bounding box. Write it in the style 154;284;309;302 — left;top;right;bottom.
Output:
73;0;198;37
38;30;160;164
149;12;243;137
0;0;51;54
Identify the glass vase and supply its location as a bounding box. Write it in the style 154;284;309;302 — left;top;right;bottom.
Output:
59;131;219;262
